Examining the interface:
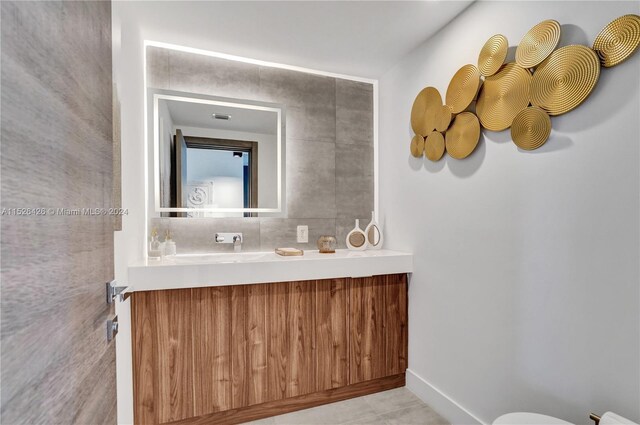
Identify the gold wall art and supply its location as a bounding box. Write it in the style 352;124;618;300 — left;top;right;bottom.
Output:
409;14;640;162
478;34;509;77
434;105;453;132
410;134;425;158
476;63;531;131
411;87;442;136
511;106;552;150
445;112;481;159
593;14;640;67
446;64;481;114
530;45;600;116
425;131;446;161
516;20;561;68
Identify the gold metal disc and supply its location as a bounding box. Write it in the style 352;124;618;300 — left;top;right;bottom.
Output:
425;131;445;161
476;63;531;131
593;14;640;67
516;19;561;68
530;44;600;116
446;64;481;114
410;87;443;136
511;106;552;150
410;134;425;158
434;105;453;132
445;112;481;159
478;34;509;77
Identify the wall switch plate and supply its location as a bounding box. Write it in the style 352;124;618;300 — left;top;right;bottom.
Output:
296;225;308;243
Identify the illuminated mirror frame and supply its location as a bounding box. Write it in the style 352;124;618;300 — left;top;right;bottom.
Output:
149;89;286;215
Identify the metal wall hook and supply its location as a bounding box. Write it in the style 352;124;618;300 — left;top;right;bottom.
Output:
107;316;119;342
106;280;128;304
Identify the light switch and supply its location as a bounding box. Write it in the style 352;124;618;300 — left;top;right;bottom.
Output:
296;225;308;243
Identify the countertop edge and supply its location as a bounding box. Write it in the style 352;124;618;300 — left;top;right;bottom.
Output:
127;250;413;292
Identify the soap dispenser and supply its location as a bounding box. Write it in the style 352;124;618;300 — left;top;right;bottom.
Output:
149;228;162;260
164;230;176;257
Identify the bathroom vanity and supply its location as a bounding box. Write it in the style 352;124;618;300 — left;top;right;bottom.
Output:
128;250;412;424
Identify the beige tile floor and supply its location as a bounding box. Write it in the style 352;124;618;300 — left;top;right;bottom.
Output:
242;388;450;425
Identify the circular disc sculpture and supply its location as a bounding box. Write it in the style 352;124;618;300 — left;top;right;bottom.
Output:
516;19;561;68
410;134;425;158
445;112;481;159
425;131;446;161
530;44;601;116
476;63;532;131
408;14;640;163
411;87;442;136
434;105;453;132
593;14;640;67
478;34;509;77
511;107;552;150
446;64;481;114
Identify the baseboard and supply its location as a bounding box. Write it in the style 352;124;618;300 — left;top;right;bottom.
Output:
406;369;487;425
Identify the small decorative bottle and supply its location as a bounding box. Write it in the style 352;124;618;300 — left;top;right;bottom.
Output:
317;235;337;253
346;219;367;251
149;228;162;260
164;230;177;257
365;211;383;250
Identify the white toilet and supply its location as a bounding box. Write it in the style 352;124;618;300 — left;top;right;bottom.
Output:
493;411;638;425
494;412;573;425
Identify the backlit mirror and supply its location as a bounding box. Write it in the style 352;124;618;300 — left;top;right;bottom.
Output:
150;89;285;217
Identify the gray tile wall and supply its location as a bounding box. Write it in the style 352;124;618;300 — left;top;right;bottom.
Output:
147;47;374;253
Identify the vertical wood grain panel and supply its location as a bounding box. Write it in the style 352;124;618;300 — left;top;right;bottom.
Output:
193;287;232;415
287;280;315;397
155;289;194;423
267;282;289;401
133;292;159;425
349;276;386;384
316;279;349;391
267;281;315;401
0;2;116;423
131;275;408;421
384;274;408;375
231;285;247;408
232;284;267;408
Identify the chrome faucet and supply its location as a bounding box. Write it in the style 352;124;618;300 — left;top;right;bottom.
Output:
214;233;243;252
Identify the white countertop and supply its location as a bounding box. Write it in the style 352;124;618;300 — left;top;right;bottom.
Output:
127;249;413;292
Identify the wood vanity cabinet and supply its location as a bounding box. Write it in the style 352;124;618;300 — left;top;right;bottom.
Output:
131;274;408;425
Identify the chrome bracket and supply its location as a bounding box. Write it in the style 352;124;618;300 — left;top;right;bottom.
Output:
106;280;127;304
107;316;119;342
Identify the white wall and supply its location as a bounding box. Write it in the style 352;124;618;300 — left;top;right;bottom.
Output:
186;150;244;213
379;2;640;424
186;149;244;181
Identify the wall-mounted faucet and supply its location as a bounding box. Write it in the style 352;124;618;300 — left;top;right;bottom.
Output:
215;233;243;252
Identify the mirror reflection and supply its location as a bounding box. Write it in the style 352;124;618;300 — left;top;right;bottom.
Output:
153;92;284;217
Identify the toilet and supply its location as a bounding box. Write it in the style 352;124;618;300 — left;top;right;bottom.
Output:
493;412;638;425
494;412;573;425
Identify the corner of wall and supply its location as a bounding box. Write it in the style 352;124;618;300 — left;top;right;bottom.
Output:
406;369;486;425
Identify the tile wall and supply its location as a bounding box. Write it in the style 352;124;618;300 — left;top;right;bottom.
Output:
147;47;374;252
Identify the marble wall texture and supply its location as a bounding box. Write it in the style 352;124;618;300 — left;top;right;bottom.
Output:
1;1;116;423
147;47;374;252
